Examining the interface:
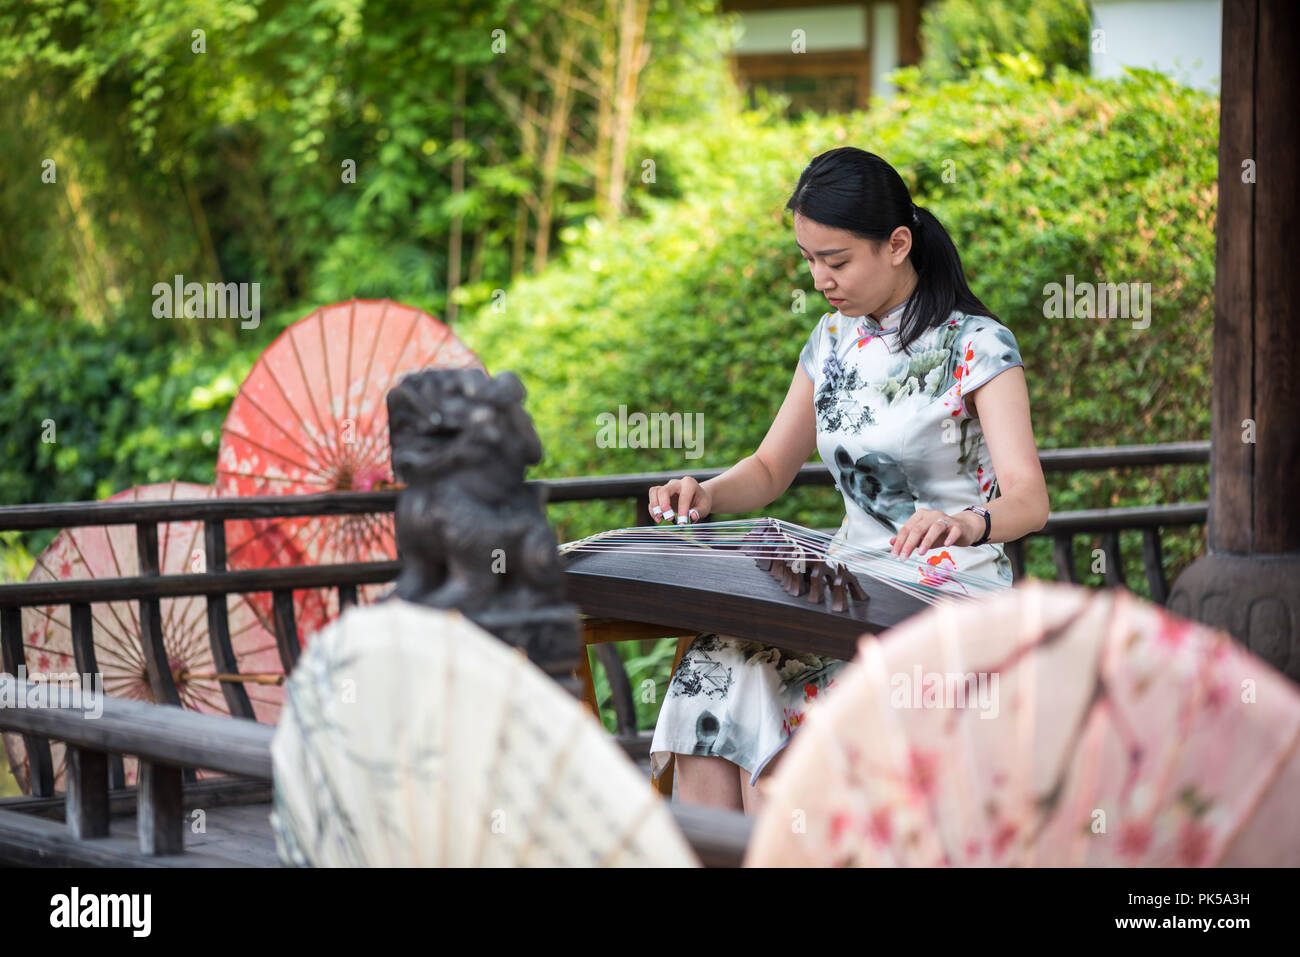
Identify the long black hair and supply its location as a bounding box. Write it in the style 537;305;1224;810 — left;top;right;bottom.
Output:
785;147;998;354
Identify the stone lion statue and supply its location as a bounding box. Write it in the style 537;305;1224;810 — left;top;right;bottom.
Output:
385;368;577;677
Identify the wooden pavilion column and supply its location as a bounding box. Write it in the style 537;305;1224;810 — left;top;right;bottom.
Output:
1168;0;1300;681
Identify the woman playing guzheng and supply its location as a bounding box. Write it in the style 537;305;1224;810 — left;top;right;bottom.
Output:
646;147;1050;814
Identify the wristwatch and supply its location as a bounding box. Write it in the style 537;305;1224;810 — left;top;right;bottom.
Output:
963;505;992;546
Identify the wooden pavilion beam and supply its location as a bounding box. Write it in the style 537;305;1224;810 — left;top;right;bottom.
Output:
1169;0;1300;681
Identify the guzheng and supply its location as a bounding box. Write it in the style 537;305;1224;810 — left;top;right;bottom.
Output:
559;518;1006;660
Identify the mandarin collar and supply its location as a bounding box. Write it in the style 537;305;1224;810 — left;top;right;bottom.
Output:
848;296;909;334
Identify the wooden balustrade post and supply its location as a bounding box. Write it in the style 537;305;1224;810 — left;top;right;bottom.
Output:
1052;534;1078;585
69;602;126;788
137;760;184;856
271;590;301;671
135;522;181;707
66;746;110;839
202;521;256;720
0;604;54;796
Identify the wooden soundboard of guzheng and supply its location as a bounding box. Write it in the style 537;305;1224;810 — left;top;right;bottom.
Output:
560;531;930;660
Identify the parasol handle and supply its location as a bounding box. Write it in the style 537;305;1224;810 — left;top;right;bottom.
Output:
176;671;285;686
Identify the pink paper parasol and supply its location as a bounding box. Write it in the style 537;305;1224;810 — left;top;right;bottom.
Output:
2;482;285;793
216;299;486;640
745;582;1300;867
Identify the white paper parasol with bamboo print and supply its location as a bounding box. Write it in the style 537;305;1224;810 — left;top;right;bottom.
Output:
271;601;699;867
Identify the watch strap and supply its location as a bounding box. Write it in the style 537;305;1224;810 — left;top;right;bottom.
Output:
964;505;992;546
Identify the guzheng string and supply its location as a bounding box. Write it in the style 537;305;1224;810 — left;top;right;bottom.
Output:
557;517;1009;605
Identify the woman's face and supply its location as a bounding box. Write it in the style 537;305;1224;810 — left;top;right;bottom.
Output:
794;213;914;321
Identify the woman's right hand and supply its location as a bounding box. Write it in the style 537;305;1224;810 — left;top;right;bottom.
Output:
648;477;712;525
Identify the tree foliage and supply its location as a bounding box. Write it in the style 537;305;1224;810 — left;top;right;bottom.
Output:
918;0;1093;82
0;0;727;335
0;4;1218;736
0;3;1214;600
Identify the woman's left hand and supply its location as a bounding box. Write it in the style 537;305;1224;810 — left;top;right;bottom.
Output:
889;508;979;559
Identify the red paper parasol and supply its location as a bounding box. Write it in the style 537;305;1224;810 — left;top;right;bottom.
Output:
2;482;285;793
216;299;486;639
745;582;1300;867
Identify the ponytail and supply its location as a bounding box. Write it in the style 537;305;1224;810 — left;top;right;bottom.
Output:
897;203;998;353
786;147;999;354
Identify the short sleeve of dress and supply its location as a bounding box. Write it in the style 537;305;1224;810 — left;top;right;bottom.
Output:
799;312;831;382
958;316;1024;415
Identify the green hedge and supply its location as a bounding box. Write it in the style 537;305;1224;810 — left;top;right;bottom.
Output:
0;303;308;556
459;58;1216;593
918;0;1093;82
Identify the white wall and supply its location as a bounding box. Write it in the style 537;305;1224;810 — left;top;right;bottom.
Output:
1091;0;1222;92
729;2;904;105
871;2;900;103
731;4;867;54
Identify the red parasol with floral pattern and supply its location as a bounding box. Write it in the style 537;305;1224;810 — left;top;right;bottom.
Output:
746;582;1300;867
2;482;284;793
216;299;486;640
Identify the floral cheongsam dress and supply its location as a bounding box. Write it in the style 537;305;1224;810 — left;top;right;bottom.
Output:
649;298;1025;788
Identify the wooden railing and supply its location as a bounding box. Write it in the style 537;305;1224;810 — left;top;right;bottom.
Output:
0;674;751;866
0;493;402;799
0;672;272;865
564;440;1210;603
0;440;1207;858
